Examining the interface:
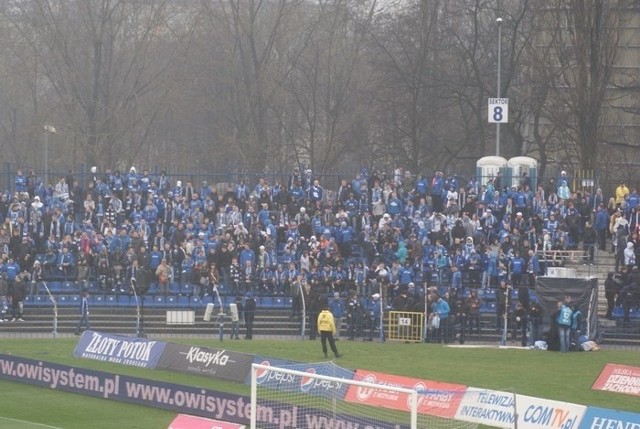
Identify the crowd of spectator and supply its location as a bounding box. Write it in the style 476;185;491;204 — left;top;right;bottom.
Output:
0;164;635;334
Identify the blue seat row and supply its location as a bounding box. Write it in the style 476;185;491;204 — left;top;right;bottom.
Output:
38;279;275;298
479;302;496;313
475;288;537;303
25;294;294;309
611;306;640;319
38;281;81;294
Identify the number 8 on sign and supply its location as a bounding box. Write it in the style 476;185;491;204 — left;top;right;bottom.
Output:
488;98;508;123
493;106;503;122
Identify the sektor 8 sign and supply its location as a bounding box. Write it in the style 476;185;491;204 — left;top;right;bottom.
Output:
488;98;508;123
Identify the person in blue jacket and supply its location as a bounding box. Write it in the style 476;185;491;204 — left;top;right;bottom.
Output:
594;204;609;251
429;292;450;344
431;172;444;212
14;169;27;193
74;289;91;335
509;251;525;287
386;192;403;217
556;301;573;353
366;293;385;342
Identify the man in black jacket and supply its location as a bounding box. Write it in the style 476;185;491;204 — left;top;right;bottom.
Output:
581;221;597;264
618;271;640;326
604;272;621;320
244;292;256;339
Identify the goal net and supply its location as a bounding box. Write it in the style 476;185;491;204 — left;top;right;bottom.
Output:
250;363;495;429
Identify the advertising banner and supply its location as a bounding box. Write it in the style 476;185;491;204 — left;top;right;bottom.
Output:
168;414;246;429
73;330;166;368
516;394;586;429
157;343;254;383
344;369;466;418
579;406;640;429
244;356;300;385
0;354;410;428
454;387;515;428
252;361;353;400
592;363;640;397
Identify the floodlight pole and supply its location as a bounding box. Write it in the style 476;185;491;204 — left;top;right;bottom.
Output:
299;281;306;341
496;17;503;157
500;284;510;346
378;281;384;342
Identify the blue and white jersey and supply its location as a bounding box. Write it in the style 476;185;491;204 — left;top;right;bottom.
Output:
557;304;573;327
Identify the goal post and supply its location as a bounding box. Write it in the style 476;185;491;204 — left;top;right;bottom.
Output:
250;363;418;429
249;363;492;429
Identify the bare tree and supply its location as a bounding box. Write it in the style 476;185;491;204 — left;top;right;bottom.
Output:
5;0;181;170
189;0;311;173
274;0;377;174
530;0;628;172
367;0;447;172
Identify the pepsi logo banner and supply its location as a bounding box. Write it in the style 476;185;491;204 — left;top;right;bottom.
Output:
252;361;353;399
344;369;466;418
592;364;640;397
245;357;299;385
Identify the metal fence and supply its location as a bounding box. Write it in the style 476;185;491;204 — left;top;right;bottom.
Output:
0;162;634;201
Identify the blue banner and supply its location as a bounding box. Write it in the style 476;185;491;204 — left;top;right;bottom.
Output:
579;406;640;429
73;330;166;368
250;361;354;401
245;356;300;385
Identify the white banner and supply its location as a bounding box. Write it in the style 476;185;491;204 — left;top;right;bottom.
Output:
455;387;515;428
516;394;586;429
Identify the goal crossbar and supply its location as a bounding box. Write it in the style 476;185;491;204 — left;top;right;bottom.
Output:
250;363;419;428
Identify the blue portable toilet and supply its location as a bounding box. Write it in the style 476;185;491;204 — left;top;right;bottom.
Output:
507;156;538;190
476;156;507;186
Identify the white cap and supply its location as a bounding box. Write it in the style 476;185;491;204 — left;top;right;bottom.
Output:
372;293;380;299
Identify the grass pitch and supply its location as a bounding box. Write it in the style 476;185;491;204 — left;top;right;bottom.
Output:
0;337;638;429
